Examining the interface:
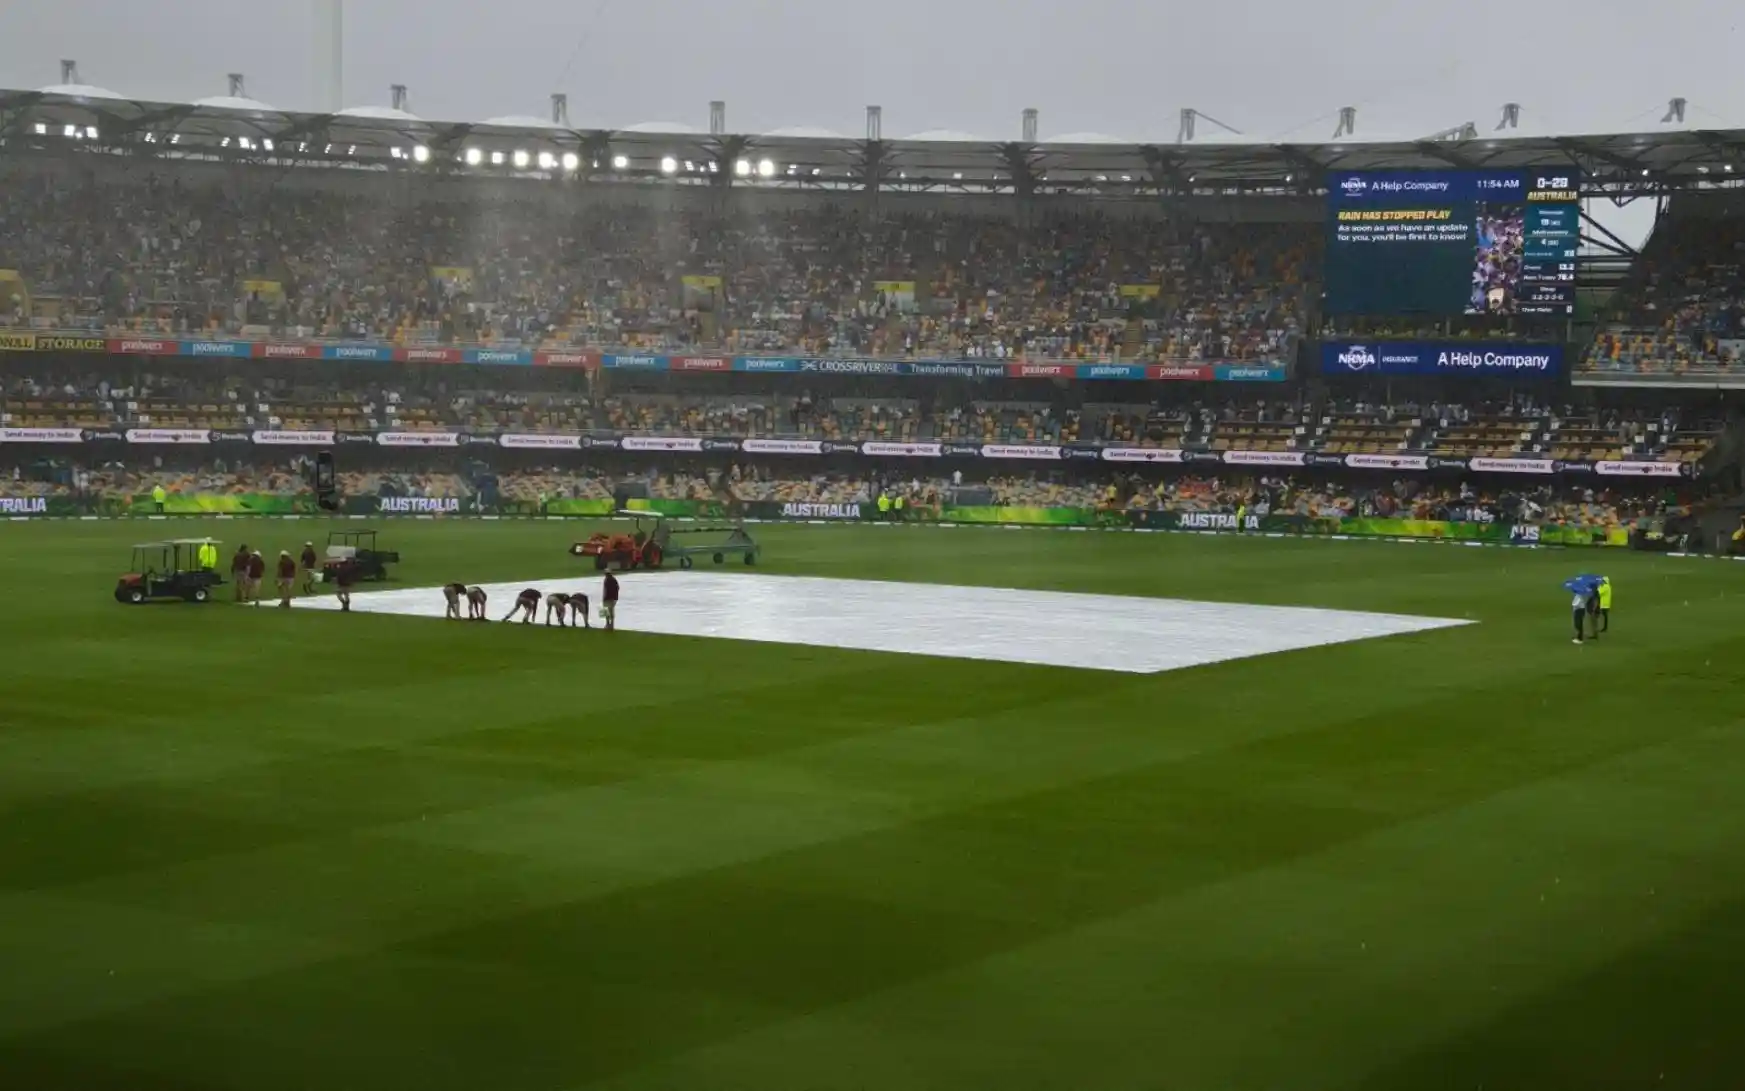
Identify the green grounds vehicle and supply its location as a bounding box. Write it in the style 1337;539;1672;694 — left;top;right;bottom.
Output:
321;528;400;583
114;538;225;604
570;511;760;571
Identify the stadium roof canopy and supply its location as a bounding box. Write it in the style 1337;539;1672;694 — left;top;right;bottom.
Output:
3;86;1743;198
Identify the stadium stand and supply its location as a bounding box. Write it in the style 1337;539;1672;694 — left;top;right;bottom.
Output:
1582;208;1745;376
1;358;1725;469
0;159;1309;364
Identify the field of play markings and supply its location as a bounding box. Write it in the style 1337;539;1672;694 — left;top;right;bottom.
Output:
294;571;1471;674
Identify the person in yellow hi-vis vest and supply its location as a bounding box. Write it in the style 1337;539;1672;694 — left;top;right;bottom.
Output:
151;483;167;514
877;493;892;520
1596;575;1612;636
197;541;217;570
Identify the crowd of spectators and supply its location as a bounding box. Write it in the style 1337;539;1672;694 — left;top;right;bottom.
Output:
3;366;1718;465
0;159;1306;363
1584;212;1745;375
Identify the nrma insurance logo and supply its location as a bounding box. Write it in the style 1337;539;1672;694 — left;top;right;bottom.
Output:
1339;175;1369;196
1336;344;1378;371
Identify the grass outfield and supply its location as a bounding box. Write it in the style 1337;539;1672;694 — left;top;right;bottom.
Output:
2;518;1743;1090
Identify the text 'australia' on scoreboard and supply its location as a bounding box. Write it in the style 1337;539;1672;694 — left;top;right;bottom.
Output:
1324;170;1580;317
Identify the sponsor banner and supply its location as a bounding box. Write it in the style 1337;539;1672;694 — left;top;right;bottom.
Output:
376;431;462;448
322;343;394;362
0;427;85;443
463;434;497;447
1163;511;1265;532
700;438;742;453
1149;364;1216;381
32;334;109;352
338;432;379;445
85;429;126;442
376;496;468;514
115;492;315;516
1062;445;1104;462
582;435;624;450
252;430;336;446
741;438;823;455
800;358;903;375
821;440;862;455
466;347;532;366
533;350;599;369
1322;340;1564;378
1007;363;1074;379
768;502;865;520
941;443;984;458
1079;364;1147;381
980;444;1062;461
1313;516;1625;547
1214;363;1288;383
1306;452;1351;468
603;354;668;370
733;356;802;373
109;337;178;355
210;430;252;443
671;355;731;372
399;346;464;364
126;428;210;444
182;339;248;358
1222;450;1306;467
861;441;943;458
499;433;584;450
541;498;617;517
256;342;322;360
905;361;1009;379
0;496;63;515
939;505;1128;527
1344;453;1431;471
1101;447;1185;464
0;331;37;351
1469;456;1556;475
1427;455;1469;471
621;436;704;453
1594;460;1684;478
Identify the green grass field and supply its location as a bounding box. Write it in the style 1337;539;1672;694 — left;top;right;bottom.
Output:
2;518;1743;1091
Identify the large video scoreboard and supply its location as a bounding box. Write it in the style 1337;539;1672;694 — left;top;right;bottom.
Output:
1324;170;1580;317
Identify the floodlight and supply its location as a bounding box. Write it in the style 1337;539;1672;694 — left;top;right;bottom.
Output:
660;156;678;174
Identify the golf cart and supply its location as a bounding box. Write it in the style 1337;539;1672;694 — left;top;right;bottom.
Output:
569;511;759;571
115;538;225;604
321;528;399;583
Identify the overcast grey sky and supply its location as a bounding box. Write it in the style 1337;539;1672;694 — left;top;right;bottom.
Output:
0;0;1739;140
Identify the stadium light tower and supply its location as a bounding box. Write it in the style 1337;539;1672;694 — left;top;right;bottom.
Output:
313;0;344;112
